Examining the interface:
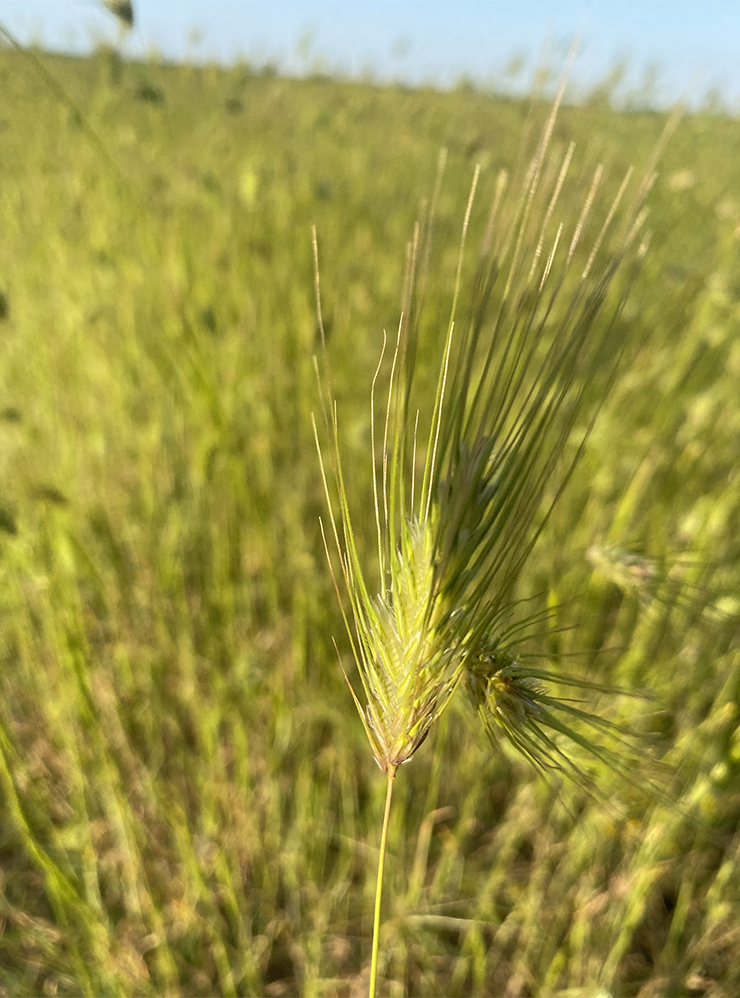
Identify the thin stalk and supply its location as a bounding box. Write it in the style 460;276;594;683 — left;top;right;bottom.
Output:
369;764;397;998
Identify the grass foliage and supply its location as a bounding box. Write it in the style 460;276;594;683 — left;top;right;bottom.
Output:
0;44;740;997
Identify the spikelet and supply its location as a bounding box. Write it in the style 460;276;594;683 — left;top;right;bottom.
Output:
465;632;651;791
314;80;680;785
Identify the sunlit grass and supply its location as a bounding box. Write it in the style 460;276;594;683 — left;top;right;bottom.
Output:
0;42;738;998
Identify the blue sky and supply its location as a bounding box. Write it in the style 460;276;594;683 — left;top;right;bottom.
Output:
2;1;739;108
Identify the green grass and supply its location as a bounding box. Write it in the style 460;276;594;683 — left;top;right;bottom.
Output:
0;43;739;997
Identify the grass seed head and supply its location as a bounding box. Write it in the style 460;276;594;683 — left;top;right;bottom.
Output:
465;638;653;793
315;87;674;788
332;512;461;773
102;1;134;29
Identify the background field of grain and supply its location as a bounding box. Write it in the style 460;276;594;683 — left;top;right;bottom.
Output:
1;46;740;997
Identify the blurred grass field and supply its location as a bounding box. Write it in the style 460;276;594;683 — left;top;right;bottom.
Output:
0;43;740;997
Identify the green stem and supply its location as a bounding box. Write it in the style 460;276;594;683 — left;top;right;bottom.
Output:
369;764;397;998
